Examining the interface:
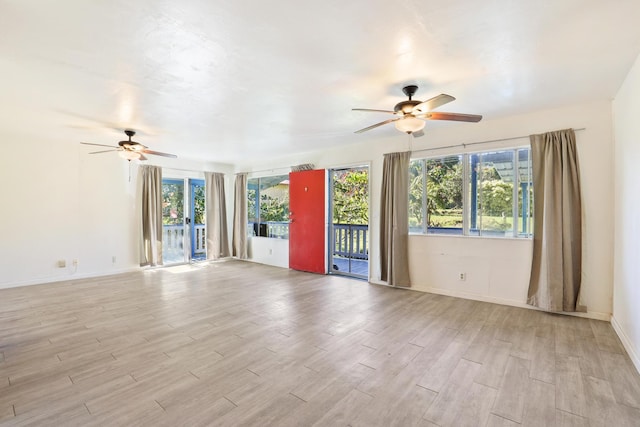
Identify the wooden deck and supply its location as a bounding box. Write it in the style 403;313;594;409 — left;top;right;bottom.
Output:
0;260;638;425
331;257;369;277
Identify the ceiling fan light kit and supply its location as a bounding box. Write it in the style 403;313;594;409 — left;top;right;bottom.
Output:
119;150;142;160
353;85;482;136
395;116;425;134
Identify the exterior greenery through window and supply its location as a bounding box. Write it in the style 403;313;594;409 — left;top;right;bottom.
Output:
409;148;533;238
162;182;205;225
247;175;290;239
332;169;368;225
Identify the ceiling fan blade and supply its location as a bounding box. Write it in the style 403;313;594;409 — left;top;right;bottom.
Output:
412;130;425;138
420;112;483;122
354;118;400;134
141;149;178;158
138;154;148;161
412;94;456;114
80;142;119;149
352;108;397;114
89;149;119;154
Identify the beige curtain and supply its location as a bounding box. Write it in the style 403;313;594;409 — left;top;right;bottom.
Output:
380;151;411;287
528;129;585;312
139;165;163;266
205;172;230;260
232;173;249;259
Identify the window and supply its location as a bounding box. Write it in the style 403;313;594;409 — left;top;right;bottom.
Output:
409;155;464;234
247;175;290;238
410;147;533;238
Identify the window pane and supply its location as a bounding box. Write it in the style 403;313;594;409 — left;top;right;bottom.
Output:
517;149;533;236
162;180;184;225
247;178;259;224
409;159;425;233
258;175;289;222
426;155;463;235
471;151;515;237
258;175;289;238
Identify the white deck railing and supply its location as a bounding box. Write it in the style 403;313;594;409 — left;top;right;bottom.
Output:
333;224;368;260
163;224;206;256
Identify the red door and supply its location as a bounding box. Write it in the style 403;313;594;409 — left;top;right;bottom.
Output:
289;169;326;274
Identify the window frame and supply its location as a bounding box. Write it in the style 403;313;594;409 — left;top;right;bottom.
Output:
247;174;290;239
410;145;533;239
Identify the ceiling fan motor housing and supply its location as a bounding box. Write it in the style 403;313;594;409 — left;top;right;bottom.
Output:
394;100;420;114
395;85;421;114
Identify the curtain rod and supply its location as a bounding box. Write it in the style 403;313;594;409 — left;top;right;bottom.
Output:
410;127;586;155
160;166;205;173
158;166;230;174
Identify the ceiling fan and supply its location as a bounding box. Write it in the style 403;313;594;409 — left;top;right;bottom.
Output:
80;130;177;161
353;85;482;137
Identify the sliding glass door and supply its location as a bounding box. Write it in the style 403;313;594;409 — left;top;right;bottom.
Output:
328;166;369;279
190;179;206;261
162;178;205;264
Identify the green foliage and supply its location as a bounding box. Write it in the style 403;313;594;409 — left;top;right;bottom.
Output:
247;177;289;223
409;159;524;230
162;182;184;225
426;159;463;228
333;169;368;224
162;182;205;225
409;160;424;227
247;188;257;221
193;184;205;224
260;191;289;221
480;180;513;217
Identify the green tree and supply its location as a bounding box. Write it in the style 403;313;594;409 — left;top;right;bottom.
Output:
260;192;289;221
193;184;205;224
333;169;368;224
426;158;463;227
409;160;424;228
162;182;184;225
479;165;513;217
247;188;257;222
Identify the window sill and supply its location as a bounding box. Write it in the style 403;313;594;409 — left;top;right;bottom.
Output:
249;235;289;241
408;232;532;242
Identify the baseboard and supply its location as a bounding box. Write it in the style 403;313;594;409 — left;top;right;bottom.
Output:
374;283;611;322
611;315;640;374
0;267;142;290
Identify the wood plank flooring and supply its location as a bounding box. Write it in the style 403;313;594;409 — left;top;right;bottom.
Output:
1;260;639;426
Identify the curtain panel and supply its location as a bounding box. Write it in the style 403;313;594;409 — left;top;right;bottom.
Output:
139;165;163;266
205;172;230;260
232;173;249;259
528;128;585;312
379;151;411;287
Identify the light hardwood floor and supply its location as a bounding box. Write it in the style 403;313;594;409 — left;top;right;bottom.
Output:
1;260;639;426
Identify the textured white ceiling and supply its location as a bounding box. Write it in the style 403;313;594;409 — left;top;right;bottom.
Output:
2;0;640;164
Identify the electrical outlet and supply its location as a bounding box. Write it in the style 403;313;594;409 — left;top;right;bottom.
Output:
57;260;66;268
112;256;117;264
459;272;466;281
268;249;273;255
72;259;79;267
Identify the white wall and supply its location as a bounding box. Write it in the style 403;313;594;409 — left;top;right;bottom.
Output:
238;100;615;320
0;131;233;289
248;236;289;268
612;52;640;371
